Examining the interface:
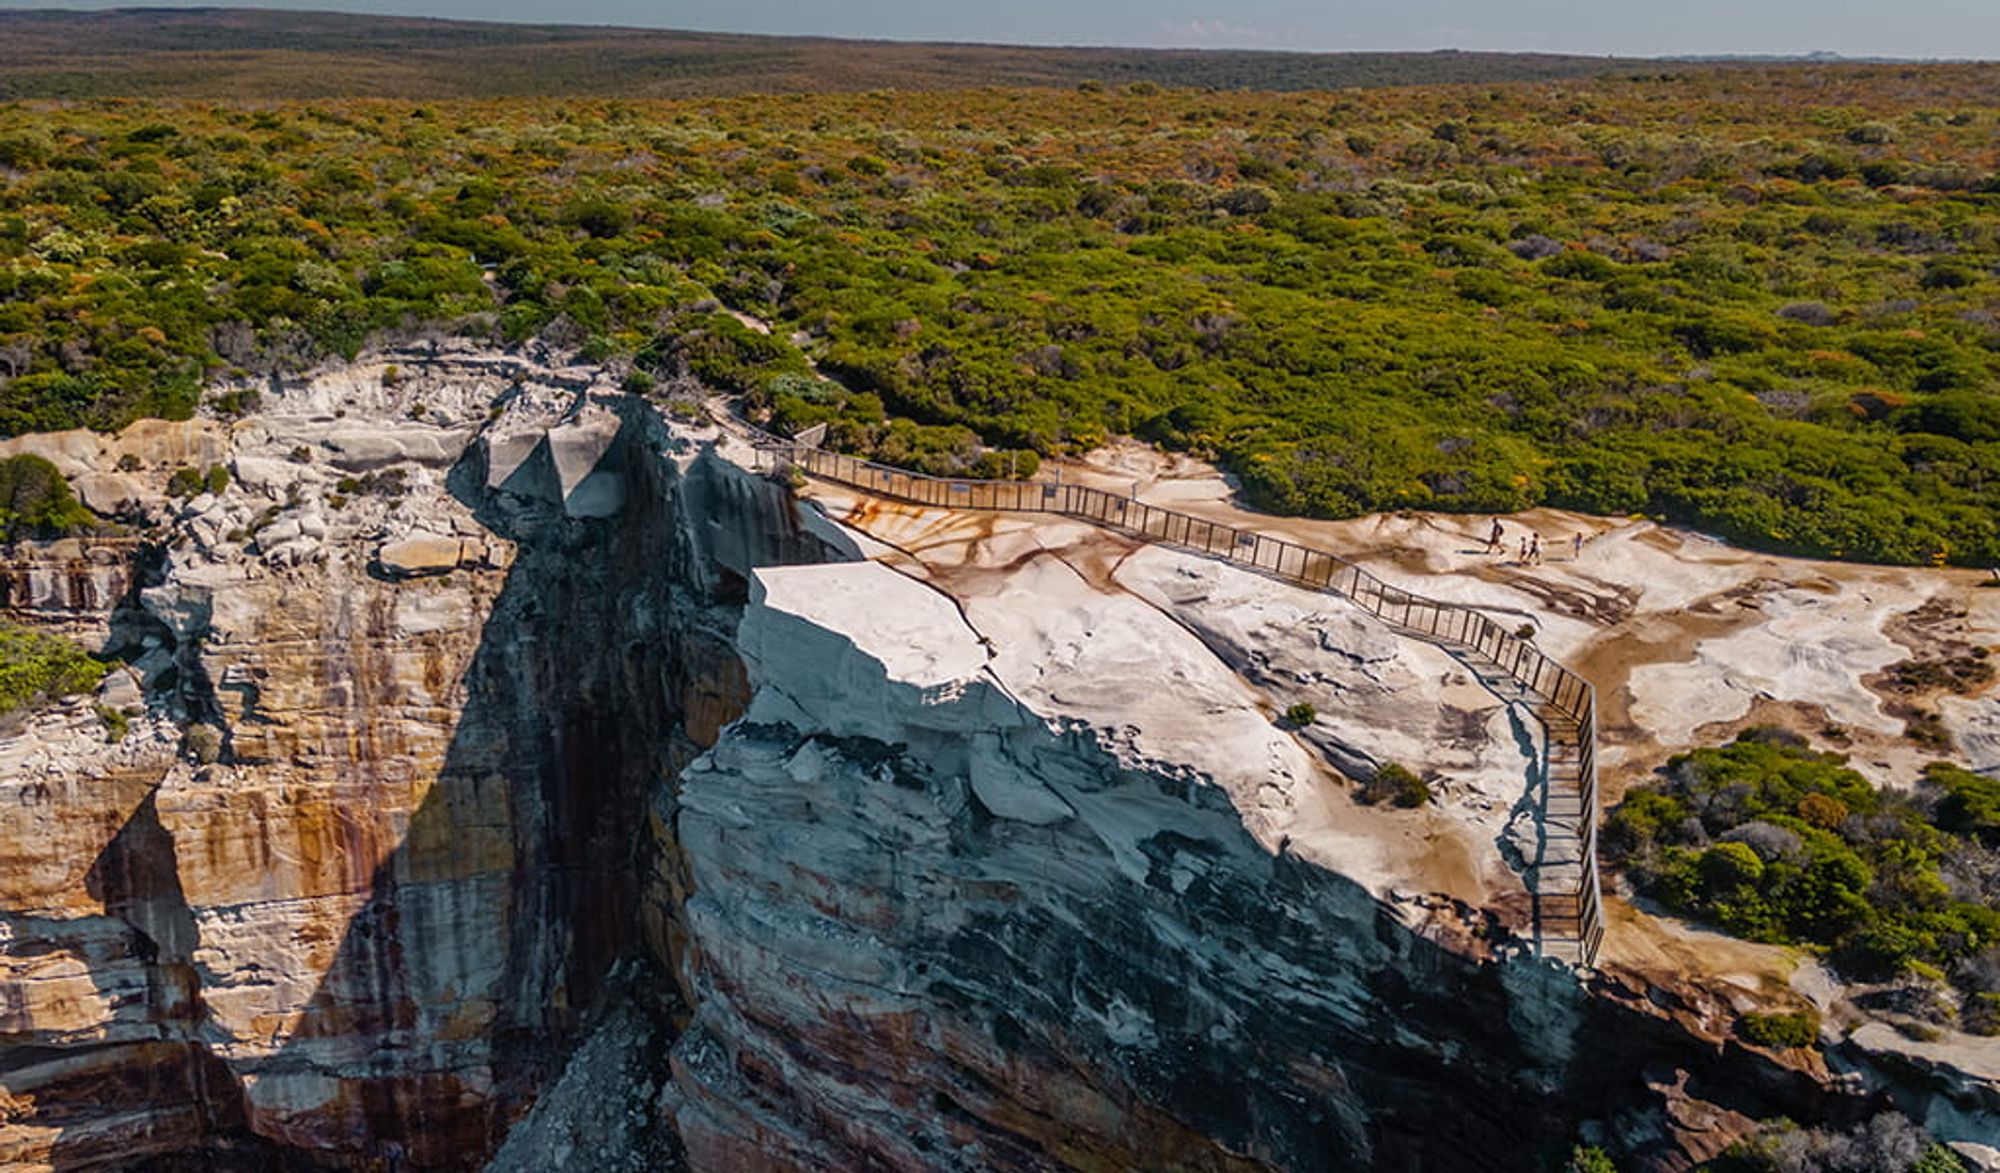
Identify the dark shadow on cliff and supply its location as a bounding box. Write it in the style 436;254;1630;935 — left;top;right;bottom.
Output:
224;399;842;1170
38;538;287;1171
676;705;1883;1173
42;790;289;1171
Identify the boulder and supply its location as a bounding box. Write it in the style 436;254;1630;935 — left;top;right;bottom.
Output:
547;412;625;518
109;419;228;470
72;472;149;516
323;425;476;471
259;517;304;546
486;431;545;493
96;668;143;712
377;535;465;578
231;455;310;496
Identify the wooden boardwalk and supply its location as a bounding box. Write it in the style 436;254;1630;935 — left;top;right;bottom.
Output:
756;438;1604;967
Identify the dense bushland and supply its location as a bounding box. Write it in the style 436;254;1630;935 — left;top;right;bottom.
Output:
1609;729;2000;1027
5;69;2000;561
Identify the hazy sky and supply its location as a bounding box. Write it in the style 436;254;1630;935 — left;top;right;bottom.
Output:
8;0;2000;58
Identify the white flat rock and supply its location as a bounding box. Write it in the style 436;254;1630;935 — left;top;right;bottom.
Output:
750;562;988;690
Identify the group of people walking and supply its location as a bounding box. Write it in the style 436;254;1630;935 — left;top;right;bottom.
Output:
1485;519;1582;565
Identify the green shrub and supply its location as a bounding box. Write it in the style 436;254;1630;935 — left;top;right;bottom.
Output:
1452;269;1515;306
1913;1145;1970;1173
2;86;2000;569
1359;762;1431;808
1928;762;2000;843
166;466;204;497
1612;733;2000;993
95;702;129;744
1738;1008;1820;1049
1283;701;1317;727
0;454;94;540
0;620;105;719
1919;262;1977;291
1964;993;2000;1036
1567;1146;1618;1173
1544;251;1616;281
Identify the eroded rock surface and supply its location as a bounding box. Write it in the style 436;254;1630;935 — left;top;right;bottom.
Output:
657;552;1964;1170
2;354;1995;1172
1047;439;2000;797
0;348;841;1170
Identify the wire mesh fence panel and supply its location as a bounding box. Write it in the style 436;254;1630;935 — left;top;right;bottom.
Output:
1134;503;1159;538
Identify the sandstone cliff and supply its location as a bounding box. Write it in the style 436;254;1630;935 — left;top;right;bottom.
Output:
1;348;1994;1171
1;350;842;1170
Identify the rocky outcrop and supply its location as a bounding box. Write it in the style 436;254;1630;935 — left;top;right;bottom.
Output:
0;538;145;644
653;558;1889;1171
4;348;1994;1172
0;349;844;1171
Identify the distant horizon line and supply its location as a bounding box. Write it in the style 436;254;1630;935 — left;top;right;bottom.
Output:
0;4;1991;64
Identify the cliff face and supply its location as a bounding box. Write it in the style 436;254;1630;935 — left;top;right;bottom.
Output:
656;561;1888;1172
2;351;1992;1172
0;351;843;1170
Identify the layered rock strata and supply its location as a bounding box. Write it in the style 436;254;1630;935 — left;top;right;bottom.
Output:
0;351;843;1170
1;349;1994;1171
658;558;1917;1170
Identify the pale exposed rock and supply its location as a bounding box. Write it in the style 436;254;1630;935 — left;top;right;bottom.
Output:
0;428;102;477
71;470;149;515
0;419;228;480
96;667;142;712
110;418;230;471
376;534;465;578
231;454;314;497
546;408;625;518
259;516;304;545
1114;548;1526;818
1045;437;2000;795
485;430;542;491
321;423;477;471
1941;693;2000;770
742;563;998;741
261;538;322;569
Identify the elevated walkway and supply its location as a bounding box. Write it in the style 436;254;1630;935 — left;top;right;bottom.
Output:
747;434;1603;967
